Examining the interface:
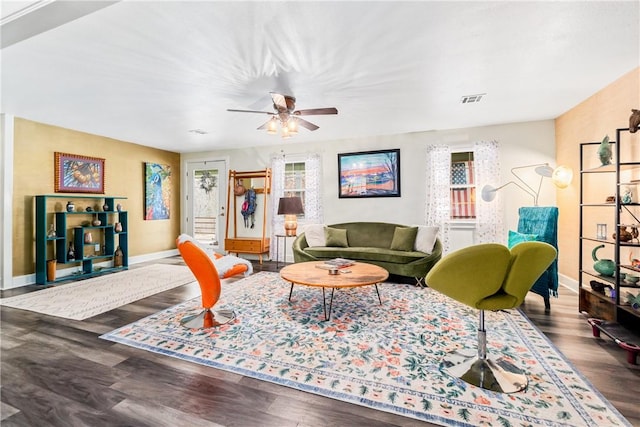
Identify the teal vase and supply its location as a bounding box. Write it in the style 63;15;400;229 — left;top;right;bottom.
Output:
592;245;615;277
597;135;612;166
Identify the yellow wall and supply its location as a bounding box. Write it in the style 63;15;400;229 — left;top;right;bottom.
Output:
556;67;640;281
12;118;181;276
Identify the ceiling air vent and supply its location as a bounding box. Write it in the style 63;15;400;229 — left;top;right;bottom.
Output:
460;93;486;104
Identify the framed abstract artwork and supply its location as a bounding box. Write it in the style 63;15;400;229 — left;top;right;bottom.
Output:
338;149;401;198
54;152;105;194
144;162;171;220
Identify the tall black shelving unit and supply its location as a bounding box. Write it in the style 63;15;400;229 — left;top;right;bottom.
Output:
579;128;640;336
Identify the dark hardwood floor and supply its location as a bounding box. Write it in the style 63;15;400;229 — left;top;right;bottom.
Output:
2;259;639;427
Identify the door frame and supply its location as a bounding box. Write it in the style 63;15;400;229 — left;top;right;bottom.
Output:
181;157;229;249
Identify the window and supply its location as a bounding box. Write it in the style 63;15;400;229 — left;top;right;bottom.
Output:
284;161;306;217
450;152;476;219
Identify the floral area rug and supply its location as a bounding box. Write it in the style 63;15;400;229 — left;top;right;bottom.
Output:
100;271;630;427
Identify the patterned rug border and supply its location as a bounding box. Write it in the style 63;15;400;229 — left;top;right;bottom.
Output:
100;271;630;427
1;264;195;320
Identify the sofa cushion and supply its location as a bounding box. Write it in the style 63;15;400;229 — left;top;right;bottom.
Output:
414;225;439;254
507;230;539;248
304;224;326;247
325;227;349;247
303;246;426;264
327;222;397;248
390;226;418;251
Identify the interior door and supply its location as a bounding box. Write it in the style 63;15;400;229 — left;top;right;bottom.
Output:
186;160;227;251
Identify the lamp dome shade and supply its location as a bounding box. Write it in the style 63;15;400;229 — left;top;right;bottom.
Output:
552;165;573;188
534;164;554;177
481;184;497;202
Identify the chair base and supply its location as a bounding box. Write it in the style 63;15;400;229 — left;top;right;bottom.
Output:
442;351;528;393
181;308;235;329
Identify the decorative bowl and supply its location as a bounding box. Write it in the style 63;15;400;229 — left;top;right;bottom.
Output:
590;280;610;293
626;275;640;284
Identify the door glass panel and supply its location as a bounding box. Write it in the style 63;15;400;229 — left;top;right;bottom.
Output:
187;161;226;249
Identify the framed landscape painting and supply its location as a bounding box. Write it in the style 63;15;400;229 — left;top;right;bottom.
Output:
144;162;171;220
54;152;105;194
338;149;401;198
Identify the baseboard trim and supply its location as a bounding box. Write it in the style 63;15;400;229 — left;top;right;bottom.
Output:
6;258;582;293
559;273;578;294
6;249;180;290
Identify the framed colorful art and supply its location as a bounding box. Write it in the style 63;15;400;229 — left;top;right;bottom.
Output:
54;152;105;194
144;162;171;220
338;148;401;198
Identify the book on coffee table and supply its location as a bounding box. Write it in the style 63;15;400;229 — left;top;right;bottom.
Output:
323;258;355;268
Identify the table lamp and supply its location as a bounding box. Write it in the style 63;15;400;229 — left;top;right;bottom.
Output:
277;196;304;236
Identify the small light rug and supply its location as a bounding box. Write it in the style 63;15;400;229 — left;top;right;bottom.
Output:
1;264;194;320
100;272;630;427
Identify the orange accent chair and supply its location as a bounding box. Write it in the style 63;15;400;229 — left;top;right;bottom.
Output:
177;238;236;328
207;251;250;279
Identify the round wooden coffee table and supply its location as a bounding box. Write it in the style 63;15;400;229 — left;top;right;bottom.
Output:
280;261;389;320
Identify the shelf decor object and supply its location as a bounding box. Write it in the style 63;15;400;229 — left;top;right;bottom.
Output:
54;152;105;194
630;108;640;133
579;127;640;354
597;135;612;166
35;194;128;285
481;163;573;206
597;223;607;240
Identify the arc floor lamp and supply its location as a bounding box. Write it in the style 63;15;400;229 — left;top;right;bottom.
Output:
481;163;573;206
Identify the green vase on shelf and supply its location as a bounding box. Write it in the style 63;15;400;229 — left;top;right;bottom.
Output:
592;244;615;277
597;135;612;166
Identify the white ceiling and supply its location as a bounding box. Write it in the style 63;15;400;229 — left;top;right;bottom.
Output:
1;1;638;153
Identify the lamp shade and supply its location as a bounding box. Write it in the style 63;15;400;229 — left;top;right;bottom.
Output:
277;196;304;215
551;165;573;188
278;196;304;237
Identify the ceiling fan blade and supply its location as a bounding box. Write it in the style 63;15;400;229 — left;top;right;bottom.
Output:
296;117;320;131
227;108;274;115
294;107;338;116
257;120;272;130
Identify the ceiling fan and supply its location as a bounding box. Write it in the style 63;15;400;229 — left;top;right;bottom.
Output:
227;92;338;137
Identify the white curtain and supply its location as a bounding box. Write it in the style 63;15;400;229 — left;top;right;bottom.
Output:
425;144;452;253
270;153;323;260
425;141;502;253
474;140;503;243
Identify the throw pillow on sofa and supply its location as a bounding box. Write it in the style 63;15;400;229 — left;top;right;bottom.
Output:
325;227;349;247
390;226;418;251
414;225;439;254
303;224;326;247
507;230;539;248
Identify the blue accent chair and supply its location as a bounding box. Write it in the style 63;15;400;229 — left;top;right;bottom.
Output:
516;207;559;310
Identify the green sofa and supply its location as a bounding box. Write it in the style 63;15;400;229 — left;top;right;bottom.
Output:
291;222;442;284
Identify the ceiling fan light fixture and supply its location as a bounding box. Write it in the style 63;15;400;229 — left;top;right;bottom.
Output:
288;118;298;135
267;117;278;134
231;92;337;136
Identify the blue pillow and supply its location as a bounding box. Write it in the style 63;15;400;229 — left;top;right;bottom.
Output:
508;230;539;248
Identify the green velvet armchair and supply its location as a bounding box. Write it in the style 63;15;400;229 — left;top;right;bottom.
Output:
425;242;557;393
